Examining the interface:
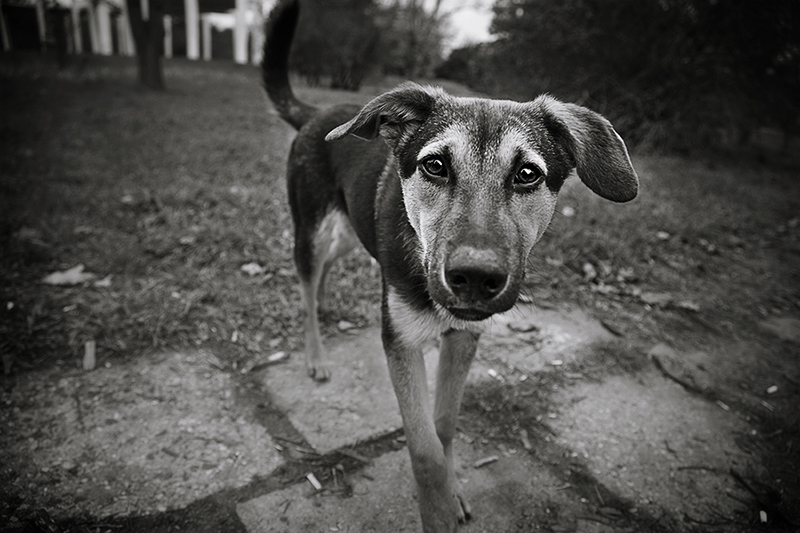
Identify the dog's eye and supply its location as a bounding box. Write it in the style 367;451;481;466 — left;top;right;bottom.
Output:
420;156;448;180
514;165;544;188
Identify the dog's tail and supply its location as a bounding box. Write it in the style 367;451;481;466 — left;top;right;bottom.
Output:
262;0;316;130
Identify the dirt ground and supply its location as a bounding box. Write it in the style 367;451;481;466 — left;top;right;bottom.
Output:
1;56;799;533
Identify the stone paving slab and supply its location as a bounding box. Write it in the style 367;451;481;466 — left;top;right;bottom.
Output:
480;306;616;371
256;304;613;454
257;328;440;454
0;351;281;519
550;371;761;522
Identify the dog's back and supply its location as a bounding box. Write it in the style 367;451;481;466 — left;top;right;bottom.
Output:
263;0;390;256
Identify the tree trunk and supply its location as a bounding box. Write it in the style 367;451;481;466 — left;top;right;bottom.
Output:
126;0;165;90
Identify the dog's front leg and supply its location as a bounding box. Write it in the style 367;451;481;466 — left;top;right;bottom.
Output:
434;328;479;521
382;318;464;532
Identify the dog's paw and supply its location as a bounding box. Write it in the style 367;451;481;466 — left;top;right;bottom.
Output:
455;490;471;523
418;484;470;532
307;362;331;382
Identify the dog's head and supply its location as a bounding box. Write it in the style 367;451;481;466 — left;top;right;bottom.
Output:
327;83;638;321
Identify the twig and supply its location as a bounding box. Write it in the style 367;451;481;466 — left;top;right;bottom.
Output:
474;455;499;468
683;512;729;526
594;484;605;506
575;514;611;525
337;447;372;464
600;320;624;337
273;434;304;445
676;465;727;475
295;446;320;456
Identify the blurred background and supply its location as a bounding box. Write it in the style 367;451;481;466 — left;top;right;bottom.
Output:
2;0;798;152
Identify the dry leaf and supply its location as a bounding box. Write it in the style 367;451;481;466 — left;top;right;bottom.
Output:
640;292;673;306
519;429;532;450
337;320;357;332
474;455;499;468
83;340;96;371
94;275;112;288
507;320;539;333
240;262;265;276
582;262;597;282
43;265;95;286
676;300;700;312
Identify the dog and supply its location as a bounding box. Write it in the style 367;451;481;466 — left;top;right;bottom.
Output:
263;1;638;531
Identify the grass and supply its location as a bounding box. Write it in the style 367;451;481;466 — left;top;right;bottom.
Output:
1;52;798;375
0;54;382;372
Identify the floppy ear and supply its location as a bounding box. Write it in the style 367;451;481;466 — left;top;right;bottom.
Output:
326;82;440;145
540;97;639;202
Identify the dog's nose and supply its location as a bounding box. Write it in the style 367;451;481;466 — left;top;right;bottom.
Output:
444;246;508;302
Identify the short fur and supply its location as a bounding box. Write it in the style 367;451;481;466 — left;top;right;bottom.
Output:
263;2;638;531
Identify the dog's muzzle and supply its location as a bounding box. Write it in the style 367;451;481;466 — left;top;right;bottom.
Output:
434;244;515;321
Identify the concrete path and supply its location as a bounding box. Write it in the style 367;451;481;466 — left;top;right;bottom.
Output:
235;304;760;532
1;303;773;532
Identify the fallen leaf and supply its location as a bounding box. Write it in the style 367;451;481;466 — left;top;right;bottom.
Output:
94;275;112;288
519;429;532;450
698;238;719;254
616;266;637;282
337;320;357;332
240;262;264;276
640;292;673;306
507;320;539;333
759;317;800;343
487;368;504;381
474;455;499;468
676;300;700;312
268;351;288;363
600;320;624;337
43;265;95;286
83;340;96;371
73;225;95;235
240;351;290;374
591;283;619;295
598;506;624;519
582;262;597;282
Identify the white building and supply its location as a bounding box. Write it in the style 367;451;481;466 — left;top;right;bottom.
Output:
0;0;268;64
